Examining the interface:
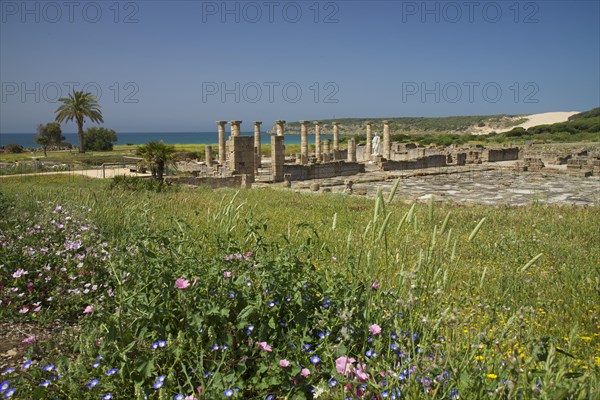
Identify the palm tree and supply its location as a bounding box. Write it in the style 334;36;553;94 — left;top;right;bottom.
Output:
136;141;177;181
55;90;103;153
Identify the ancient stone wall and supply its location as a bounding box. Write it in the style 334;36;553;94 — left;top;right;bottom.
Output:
483;147;520;162
380;154;447;171
228;136;255;182
283;161;365;181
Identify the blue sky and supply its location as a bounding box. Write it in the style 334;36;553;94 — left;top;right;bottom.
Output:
1;0;599;133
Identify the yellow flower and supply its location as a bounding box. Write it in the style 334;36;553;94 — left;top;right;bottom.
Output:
475;356;484;361
487;373;498;380
595;356;600;367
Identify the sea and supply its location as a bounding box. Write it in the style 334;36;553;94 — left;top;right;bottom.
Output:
0;132;334;148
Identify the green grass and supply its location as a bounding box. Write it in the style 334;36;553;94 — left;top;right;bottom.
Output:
0;175;598;399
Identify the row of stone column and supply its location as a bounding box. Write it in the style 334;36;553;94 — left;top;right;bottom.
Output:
215;119;392;166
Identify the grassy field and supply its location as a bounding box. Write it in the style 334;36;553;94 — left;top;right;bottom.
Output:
0;175;598;399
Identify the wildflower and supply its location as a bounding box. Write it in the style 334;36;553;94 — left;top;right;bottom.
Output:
224;271;232;278
43;365;55;372
1;369;14;375
174;395;185;400
475;355;484;361
371;281;380;289
22;336;37;344
328;379;338;387
175;277;190;289
83;305;94;314
265;395;274;400
12;269;28;278
224;389;234;397
158;340;167;348
365;349;376;358
22;360;33;370
310;356;321;365
87;379;99;389
39;381;51;387
3;387;15;397
92;362;100;368
102;395;113;400
245;326;254;335
0;381;9;391
369;324;382;335
487;373;498;380
354;364;369;381
105;368;118;376
301;368;311;377
154;380;164;389
335;356;356;376
256;342;272;352
279;359;290;368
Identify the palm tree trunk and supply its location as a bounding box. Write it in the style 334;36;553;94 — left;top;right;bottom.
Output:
77;118;85;153
157;160;165;181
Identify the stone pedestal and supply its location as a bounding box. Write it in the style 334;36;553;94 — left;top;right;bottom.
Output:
383;120;391;159
283;173;292;188
253;121;262;172
228;136;255;182
323;140;331;162
347;138;357;162
271;134;285;182
276;120;286;136
217;121;227;164
205;145;213;167
332;122;339;159
300;120;309;164
365;121;373;161
314;121;322;162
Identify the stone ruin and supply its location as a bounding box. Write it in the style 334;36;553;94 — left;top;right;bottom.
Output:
170;120;597;189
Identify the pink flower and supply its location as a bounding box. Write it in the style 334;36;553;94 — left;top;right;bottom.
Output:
223;271;232;278
12;269;28;278
371;281;380;289
279;359;290;368
369;324;382;336
83;305;94;314
175;277;190;289
300;368;311;377
256;341;272;352
335;356;356;376
22;336;37;344
354;363;369;381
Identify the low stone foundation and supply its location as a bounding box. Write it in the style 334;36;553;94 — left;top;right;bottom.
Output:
380;154;447;171
165;175;247;189
283;161;365;181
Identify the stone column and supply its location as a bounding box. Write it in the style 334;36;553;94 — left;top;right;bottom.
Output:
323;140;331;162
314;121;322;162
271;134;285;182
230;120;242;137
205;145;213;167
300;120;309;164
253;121;262;170
365;121;373;161
332;122;339;154
217;120;227;164
383;120;391;159
276;120;286;136
347;138;357;162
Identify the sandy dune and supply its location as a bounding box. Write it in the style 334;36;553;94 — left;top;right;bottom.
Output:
471;111;580;135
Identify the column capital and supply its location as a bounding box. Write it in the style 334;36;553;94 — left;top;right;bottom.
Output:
253;121;262;125
275;120;286;124
299;120;309;124
382;120;391;124
332;121;339;126
365;121;372;126
216;120;228;125
230;120;242;125
313;121;321;126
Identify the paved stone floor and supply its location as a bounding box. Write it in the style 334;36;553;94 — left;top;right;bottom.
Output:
285;164;600;206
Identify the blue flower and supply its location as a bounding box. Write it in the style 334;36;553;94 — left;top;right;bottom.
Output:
102;394;113;400
0;381;9;392
158;340;167;348
366;349;376;358
87;379;99;389
310;356;321;365
390;343;399;351
22;360;33;370
153;380;164;389
39;381;51;387
245;326;254;335
302;343;312;352
328;379;338;387
157;375;166;382
105;368;118;376
3;387;15;398
92;362;100;368
229;293;235;299
212;344;220;351
224;389;234;397
265;395;274;400
43;365;55;372
1;369;14;376
174;395;185;400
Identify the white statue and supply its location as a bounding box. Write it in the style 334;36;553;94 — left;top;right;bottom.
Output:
371;132;381;156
